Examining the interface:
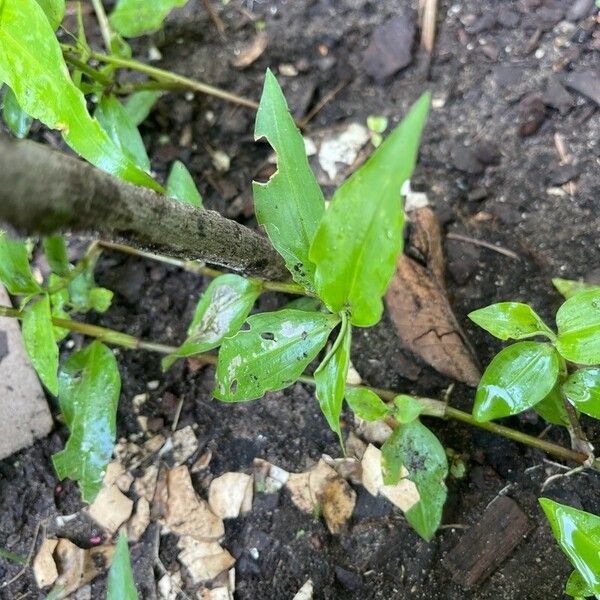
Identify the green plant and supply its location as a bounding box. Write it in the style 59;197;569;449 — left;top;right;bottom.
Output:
0;0;599;594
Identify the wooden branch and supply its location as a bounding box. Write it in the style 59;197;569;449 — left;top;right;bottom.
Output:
0;136;287;279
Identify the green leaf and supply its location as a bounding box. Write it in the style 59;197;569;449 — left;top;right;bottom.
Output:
563;368;600;420
473;342;560;421
0;231;42;295
345;387;389;422
95;95;151;172
48;274;70;342
252;69;325;291
66;255;112;314
0;0;160;191
381;420;448;541
565;570;596;599
553;278;600;300
162;274;260;370
468;302;555;341
166;161;203;208
534;384;570;427
284;297;324;312
89;287;113;313
43;235;70;276
107;533;138;600
22;295;58;395
214;309;338;402
393;395;422;424
52;342;121;503
309;92;431;327
124;90;161;126
556;289;600;365
34;0;64;29
2;86;32;138
539;498;600;597
110;0;189;37
314;317;351;441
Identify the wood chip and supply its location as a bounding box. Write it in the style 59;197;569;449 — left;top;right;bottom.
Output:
127;497;151;542
191;449;213;473
134;464;159;502
355;419;393;444
164;466;224;541
286;459;338;513
161;425;199;467
443;495;532;589
87;484;133;535
177;536;235;583
346;431;367;460
104;461;134;493
33;538;58;589
232;32;268;68
208;472;254;519
320;477;356;534
292;579;314;600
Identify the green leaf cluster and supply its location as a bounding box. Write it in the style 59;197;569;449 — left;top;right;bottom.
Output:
469;291;600;422
110;0;189;38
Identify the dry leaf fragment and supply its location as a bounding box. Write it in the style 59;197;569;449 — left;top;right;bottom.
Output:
177;536;235;583
164;466;224;541
385;207;480;386
286;459;338;513
208;473;254;519
134;464;159;502
87;484;133;535
320;477;356;534
232;32;268;68
127;497;151;542
33;538;58;588
191;449;213;473
293;579;314;600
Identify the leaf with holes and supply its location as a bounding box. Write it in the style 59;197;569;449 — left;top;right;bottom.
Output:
253;69;325;291
110;0;189;37
468;302;555;341
166;160;203;208
0;0;160;190
22;295;58;395
2;86;32;138
162;274;260;370
345;387;389;422
381;419;448;541
540;498;600;597
563;368;600;420
309;92;430;326
107;532;138;600
315;317;351;441
0;231;42;295
473;342;560;421
556;289;600;365
214;309;339;402
52;341;121;503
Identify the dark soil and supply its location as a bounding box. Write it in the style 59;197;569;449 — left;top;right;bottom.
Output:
1;0;599;598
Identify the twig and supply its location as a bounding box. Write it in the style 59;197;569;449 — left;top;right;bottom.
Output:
0;522;42;589
299;79;351;129
541;465;586;492
446;232;520;260
202;0;226;36
90;0;113;53
419;0;438;54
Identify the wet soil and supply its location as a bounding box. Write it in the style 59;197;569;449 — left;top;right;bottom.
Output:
1;0;600;598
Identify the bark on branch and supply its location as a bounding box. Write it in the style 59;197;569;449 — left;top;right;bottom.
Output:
0;136;287;279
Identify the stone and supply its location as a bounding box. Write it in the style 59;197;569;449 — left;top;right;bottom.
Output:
543;77;574;114
566;0;594;21
563;70;600;107
0;285;53;459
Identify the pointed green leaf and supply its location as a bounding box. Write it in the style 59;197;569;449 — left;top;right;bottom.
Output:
468;302;555;341
214;309;338;402
393;394;422;424
381;420;448;541
22;295;58;395
252;69;325;291
556;289;600;365
166;160;203;208
534;384;570;427
48;274;70;342
96;95;150;172
34;0;64;29
2;86;31;138
52;341;121;503
107;533;138;600
565;569;595;598
0;231;42;295
163;274;260;370
563;368;600;420
110;0;189;37
315;318;351;440
553;278;600;300
43;235;70;277
0;0;160;190
345;387;389;422
309;92;430;326
473;342;560;421
125;90;161;126
540;498;600;596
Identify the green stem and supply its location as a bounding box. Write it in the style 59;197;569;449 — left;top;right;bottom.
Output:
61;44;259;109
97;240;311;297
90;0;113;53
62;53;113;87
0;306;593;468
46;242;102;296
